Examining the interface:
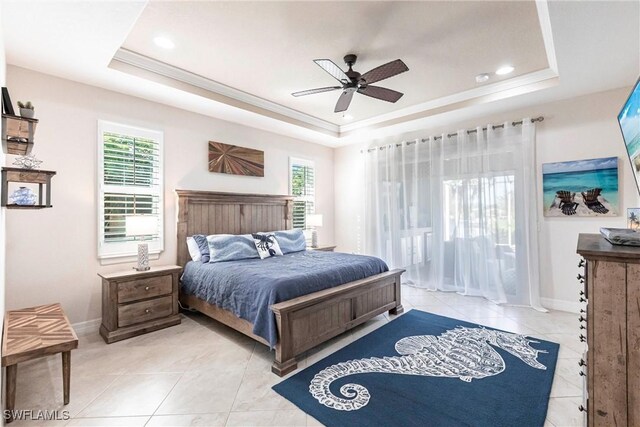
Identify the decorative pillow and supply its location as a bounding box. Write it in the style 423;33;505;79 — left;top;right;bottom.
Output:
273;229;306;254
186;234;210;263
252;233;283;259
207;234;260;263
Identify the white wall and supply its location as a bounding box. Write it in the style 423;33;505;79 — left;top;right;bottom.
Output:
0;4;6;330
334;87;640;311
4;66;334;325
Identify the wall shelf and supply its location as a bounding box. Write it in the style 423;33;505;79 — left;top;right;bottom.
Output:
1;114;38;155
1;167;56;209
4;204;51;210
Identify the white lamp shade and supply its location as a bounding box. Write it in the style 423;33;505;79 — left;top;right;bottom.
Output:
126;215;158;237
307;214;323;227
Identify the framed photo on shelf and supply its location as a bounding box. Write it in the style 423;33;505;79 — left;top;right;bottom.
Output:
1;87;15;116
628;208;640;230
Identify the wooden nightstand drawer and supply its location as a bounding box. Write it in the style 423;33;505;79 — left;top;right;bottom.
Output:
118;295;173;328
118;274;172;303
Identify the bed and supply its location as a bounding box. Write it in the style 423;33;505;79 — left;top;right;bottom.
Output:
176;190;405;376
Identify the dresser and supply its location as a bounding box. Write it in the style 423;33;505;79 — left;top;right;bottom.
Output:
99;265;182;343
576;234;640;426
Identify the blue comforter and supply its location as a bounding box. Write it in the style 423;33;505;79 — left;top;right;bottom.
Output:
180;250;389;347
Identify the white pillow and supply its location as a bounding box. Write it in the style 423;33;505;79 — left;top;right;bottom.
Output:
251;233;283;259
186;236;202;262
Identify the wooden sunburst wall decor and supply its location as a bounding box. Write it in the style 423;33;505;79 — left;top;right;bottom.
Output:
208;141;264;177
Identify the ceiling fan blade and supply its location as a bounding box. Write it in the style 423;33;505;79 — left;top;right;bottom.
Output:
334;90;355;113
314;59;350;84
292;86;342;97
358;85;404;103
360;59;409;85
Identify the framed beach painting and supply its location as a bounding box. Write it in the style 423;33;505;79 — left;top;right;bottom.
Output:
628;208;640;230
542;157;619;217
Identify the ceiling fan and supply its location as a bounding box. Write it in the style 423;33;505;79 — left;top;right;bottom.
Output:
292;54;409;113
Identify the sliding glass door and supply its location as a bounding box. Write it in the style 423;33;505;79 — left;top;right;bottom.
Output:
364;120;542;308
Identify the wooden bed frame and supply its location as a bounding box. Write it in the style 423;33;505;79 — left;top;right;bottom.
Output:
176;190;404;376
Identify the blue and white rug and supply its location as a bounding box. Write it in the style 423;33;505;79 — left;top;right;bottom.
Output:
273;310;559;427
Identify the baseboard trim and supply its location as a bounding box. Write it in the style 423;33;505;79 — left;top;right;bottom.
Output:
72;318;101;337
541;297;581;314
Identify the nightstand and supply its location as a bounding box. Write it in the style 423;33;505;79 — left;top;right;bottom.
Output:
98;265;182;343
308;245;337;252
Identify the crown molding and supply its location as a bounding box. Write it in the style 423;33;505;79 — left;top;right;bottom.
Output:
111;48;340;135
339;68;559;135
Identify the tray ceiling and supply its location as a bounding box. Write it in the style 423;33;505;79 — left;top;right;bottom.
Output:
120;1;550;127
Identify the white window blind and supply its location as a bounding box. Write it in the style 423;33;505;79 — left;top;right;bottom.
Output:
98;121;164;259
289;157;315;229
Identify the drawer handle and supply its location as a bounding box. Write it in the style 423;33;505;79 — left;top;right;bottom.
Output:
145;286;150;291
145;309;150;314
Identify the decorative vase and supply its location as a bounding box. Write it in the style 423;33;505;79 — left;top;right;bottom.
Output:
10;187;37;206
19;108;35;119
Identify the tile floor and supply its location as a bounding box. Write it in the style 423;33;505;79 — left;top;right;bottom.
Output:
10;286;585;427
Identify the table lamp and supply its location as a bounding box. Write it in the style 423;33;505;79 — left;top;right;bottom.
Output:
307;214;323;248
126;215;158;271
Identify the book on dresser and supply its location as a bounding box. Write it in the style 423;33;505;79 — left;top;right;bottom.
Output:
98;265;182;343
576;234;640;427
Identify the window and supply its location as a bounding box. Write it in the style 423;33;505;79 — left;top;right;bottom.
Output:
98;121;163;259
289;157;315;229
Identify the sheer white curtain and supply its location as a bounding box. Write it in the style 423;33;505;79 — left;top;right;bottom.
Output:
364;119;543;308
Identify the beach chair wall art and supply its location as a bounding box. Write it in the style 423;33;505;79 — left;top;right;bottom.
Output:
542;157;619;217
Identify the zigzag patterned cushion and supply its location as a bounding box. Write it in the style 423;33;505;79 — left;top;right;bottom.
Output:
207;234;260;263
273;229;307;254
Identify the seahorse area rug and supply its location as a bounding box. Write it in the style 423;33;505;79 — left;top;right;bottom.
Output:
273;309;559;427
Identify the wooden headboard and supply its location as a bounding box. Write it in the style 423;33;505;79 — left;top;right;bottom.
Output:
176;190;294;267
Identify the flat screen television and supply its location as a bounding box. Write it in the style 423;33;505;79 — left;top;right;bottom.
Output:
618;77;640;195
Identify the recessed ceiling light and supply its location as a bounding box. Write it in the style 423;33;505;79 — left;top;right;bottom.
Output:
153;36;175;49
475;73;490;83
343;114;353;121
496;65;515;76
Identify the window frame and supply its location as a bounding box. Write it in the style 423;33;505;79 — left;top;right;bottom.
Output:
289;157;315;230
97;120;164;260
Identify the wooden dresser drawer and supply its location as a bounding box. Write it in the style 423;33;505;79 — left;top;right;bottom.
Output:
117;274;172;304
118;296;173;328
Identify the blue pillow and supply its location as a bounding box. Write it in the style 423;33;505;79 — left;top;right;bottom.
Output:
207;234;260;263
187;234;210;263
273;229;306;254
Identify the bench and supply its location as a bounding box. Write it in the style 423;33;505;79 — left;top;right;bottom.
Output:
1;303;78;423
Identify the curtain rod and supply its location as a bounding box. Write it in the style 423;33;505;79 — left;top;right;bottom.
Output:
361;116;544;153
